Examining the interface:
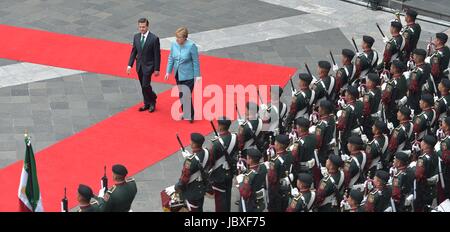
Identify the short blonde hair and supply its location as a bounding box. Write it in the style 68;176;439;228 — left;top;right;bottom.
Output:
175;27;188;38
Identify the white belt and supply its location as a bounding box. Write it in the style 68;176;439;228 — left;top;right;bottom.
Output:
321;194;337;206
188;171;202;184
212;155;229;171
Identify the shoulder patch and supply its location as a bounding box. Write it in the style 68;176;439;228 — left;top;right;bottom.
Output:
126;177;135;183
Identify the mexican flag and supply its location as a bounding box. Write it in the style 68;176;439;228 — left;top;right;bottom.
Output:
18;135;44;212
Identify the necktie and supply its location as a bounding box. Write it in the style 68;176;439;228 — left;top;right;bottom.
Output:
140;35;145;49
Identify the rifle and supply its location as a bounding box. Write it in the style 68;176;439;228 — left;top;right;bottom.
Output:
376;23;386;38
61;187;68;212
351;37;359;53
101;165;108;195
290;78;296;93
305;63;314;81
330;50;336;66
257;89;271;111
176;133;185;152
427;37;433;56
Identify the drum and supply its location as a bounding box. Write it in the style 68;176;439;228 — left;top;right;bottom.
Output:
160;185;187;212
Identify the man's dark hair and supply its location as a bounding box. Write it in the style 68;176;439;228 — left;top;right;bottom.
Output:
138;18;149;26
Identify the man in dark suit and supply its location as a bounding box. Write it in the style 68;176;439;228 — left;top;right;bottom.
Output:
127;18;161;112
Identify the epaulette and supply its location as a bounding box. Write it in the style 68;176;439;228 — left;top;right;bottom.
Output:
90;199;99;205
126;177;135;183
108;185;116;194
186;154;195;160
244;169;255;176
293;194;302;201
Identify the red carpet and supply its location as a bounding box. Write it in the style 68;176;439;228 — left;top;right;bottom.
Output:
0;24;296;211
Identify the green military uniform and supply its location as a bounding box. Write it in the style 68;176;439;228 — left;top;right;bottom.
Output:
77;184;100;212
362;87;382;138
210;131;237;212
312;75;336;104
267;150;293;212
315;170;345;212
365;134;388;174
413;108;437;140
414;151;438;211
387;120;413;162
336;63;355;90
382;34;404;69
291;132;317;179
336;100;363;154
407;63;432;112
363;186;393;212
175;147;209;212
315;115;336;165
238;118;263;153
78;200;100;212
430;45;450;83
382;74;407;127
401;22;421;61
435;95;450;121
97;177;137;212
343;151;367;189
354;46;379;82
391;167;414;212
239;162;268;212
438;134;450;199
286;190;316;212
286;88;314;124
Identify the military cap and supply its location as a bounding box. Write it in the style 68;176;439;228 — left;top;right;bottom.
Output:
420;93;434;105
217;117;231;128
329;153;344;167
374;120;388;134
375;170;389;184
348;135;364;145
112;164;128;176
367;73;380;85
190;132;205;145
399;106;411;119
318;60;331;70
346;85;359;98
406;9;418;19
391;21;402;30
441;78;450;89
319;100;334;113
423;135;437;147
349;189;364;204
78;184;94;200
436;33;448;43
363;35;375;47
413;48;427;57
295;117;310;128
298;73;313;84
275;134;290;146
246;148;262;160
298;173;313;187
342;49;355;60
392;59;405;71
394;152;410;165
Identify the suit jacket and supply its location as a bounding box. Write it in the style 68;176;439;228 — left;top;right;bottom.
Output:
128;32;161;77
166;40;200;81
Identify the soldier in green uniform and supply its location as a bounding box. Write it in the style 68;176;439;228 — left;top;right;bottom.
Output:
390;152;414;212
407;48;433;112
365;120;389;175
285;173;316;212
175;133;209;212
413;94;437;140
429;33;450;84
96;164;137;212
336;86;363;155
381;21;405;70
77;184;99;212
414;135;438;212
209;118;237;212
290;117;318;186
435;79;450;121
401;9;421;61
238;148;267;212
386;106;414;164
315;154;345;212
363;170;393;212
346;189;365;212
285;73;315;126
354;35;379;83
238;102;264;154
362;73;382;139
267;134;293;212
312;61;336;104
315;100;336;166
343;136;368;189
437;117;450;200
333;49;356;92
382;59;407;127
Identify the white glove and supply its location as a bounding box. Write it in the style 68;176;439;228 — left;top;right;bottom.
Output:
358;85;366;95
333;64;339;72
266;147;276;159
407;60;415;71
403;71;411;80
340;200;351;211
306;159;315;169
365;180;374;192
405;194;414;206
434;95;439;102
380;71;389;83
236;174;244;184
309;113;318;125
321;167;328;177
361;134;368;143
389;167;397;177
341;154;351;162
398;96;407;106
425;56;431;64
291;188;299;197
98;187;106;198
338;98;346;109
237;119;246;126
412;142;421;153
387;122;394;132
289;130;297;142
383;37;389;44
260;104;268;112
237;159;247;173
291;89;297;97
436;128;446;140
181;149;192;159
